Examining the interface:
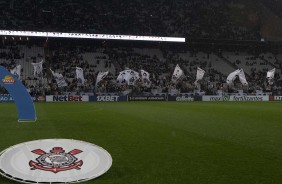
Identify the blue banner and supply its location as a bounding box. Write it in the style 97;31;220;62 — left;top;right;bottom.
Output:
0;66;36;121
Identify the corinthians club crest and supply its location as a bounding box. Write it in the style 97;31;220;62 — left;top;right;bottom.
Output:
29;147;83;173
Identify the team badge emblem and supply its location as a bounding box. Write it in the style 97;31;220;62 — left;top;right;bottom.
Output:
29;147;83;173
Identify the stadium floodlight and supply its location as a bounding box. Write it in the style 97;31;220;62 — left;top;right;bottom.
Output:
0;30;185;42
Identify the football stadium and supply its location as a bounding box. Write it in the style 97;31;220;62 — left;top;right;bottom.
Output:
0;0;282;184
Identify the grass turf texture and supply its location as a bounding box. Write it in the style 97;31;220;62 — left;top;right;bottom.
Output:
0;102;282;184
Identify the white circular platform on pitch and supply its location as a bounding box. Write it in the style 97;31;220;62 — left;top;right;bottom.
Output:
0;139;112;183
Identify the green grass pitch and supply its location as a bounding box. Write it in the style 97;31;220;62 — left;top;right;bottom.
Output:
1;102;282;184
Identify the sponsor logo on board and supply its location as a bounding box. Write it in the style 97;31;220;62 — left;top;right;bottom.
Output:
2;75;15;84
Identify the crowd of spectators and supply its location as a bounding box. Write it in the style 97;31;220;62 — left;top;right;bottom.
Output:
0;39;281;95
45;41;282;95
0;0;262;40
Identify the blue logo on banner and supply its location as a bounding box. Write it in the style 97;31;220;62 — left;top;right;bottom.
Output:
0;66;36;122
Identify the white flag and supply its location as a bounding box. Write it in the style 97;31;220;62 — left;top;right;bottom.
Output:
10;65;21;80
116;71;127;85
96;71;109;86
127;70;140;85
171;64;183;83
267;68;275;79
238;69;248;85
76;67;85;86
116;69;139;86
50;68;68;88
117;71;126;85
123;70;132;83
194;67;205;84
141;69;151;87
267;68;275;85
226;69;241;84
31;60;43;79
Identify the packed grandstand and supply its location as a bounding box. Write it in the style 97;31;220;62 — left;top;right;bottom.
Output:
0;0;282;97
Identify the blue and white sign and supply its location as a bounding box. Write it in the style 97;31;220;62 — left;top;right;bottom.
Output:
0;66;36;121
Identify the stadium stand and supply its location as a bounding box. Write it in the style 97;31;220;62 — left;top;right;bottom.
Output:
0;38;281;96
0;0;282;95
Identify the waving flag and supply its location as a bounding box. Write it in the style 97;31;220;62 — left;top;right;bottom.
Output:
171;64;183;83
127;70;140;85
117;69;139;86
96;71;109;86
31;60;43;79
194;67;205;84
76;67;85;86
238;69;248;85
226;69;240;84
117;71;127;85
267;68;275;79
50;68;67;88
267;68;275;85
141;69;151;87
10;65;21;80
226;69;248;85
